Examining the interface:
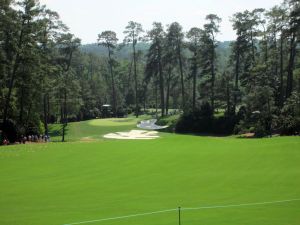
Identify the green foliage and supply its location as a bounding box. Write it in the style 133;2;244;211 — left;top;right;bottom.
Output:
0;0;299;140
253;121;269;138
175;102;237;135
175;102;213;134
80;42;150;59
275;92;300;135
156;114;180;132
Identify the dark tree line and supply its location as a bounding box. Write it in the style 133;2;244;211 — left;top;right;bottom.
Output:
1;0;94;142
1;0;299;143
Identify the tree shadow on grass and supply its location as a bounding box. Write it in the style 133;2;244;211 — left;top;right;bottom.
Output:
160;129;277;139
48;124;69;142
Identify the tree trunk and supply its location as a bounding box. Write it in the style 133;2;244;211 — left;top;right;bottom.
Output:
19;85;24;124
286;32;296;99
47;95;50;122
60;99;64;123
62;88;67;142
264;29;268;63
273;33;278;98
211;41;215;112
43;93;48;135
192;53;197;111
251;30;255;63
62;50;74;142
155;81;158;118
25;99;33;131
108;46;117;117
234;42;240;114
157;44;165;117
143;87;147;113
166;67;171;115
279;32;284;107
133;40;138;118
3;56;21;123
226;78;230;115
2;18;26;123
177;39;185;110
127;57;134;101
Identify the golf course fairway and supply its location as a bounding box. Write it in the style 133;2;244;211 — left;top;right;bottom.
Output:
0;118;299;225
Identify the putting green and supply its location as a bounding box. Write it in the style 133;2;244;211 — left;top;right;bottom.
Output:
48;116;150;142
0;119;299;225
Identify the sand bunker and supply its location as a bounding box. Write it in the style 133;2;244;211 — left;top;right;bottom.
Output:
137;119;168;130
104;130;159;140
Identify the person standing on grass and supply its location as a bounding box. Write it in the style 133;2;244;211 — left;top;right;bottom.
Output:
3;138;9;145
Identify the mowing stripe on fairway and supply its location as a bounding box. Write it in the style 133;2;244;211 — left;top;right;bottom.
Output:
62;198;300;225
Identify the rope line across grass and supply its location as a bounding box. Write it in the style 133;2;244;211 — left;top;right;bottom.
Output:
62;198;300;225
181;198;300;211
63;208;177;225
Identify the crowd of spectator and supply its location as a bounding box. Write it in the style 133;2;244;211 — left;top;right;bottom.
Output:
0;130;51;146
19;134;51;144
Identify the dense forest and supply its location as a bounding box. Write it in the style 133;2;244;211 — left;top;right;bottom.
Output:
0;0;299;143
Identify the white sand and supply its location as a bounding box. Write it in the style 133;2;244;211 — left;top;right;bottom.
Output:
137;119;168;130
104;130;160;140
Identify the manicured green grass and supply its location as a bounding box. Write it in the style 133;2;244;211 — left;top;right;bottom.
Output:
0;119;299;225
48;115;150;142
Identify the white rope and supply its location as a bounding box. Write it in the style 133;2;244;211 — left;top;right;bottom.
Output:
62;198;300;225
182;198;300;211
63;208;177;225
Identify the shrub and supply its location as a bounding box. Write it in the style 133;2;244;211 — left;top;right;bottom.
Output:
174;101;238;135
254;122;268;138
116;107;126;118
275;92;300;135
212;116;237;135
176;102;213;134
26;119;45;135
0;119;18;143
157;114;180;132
